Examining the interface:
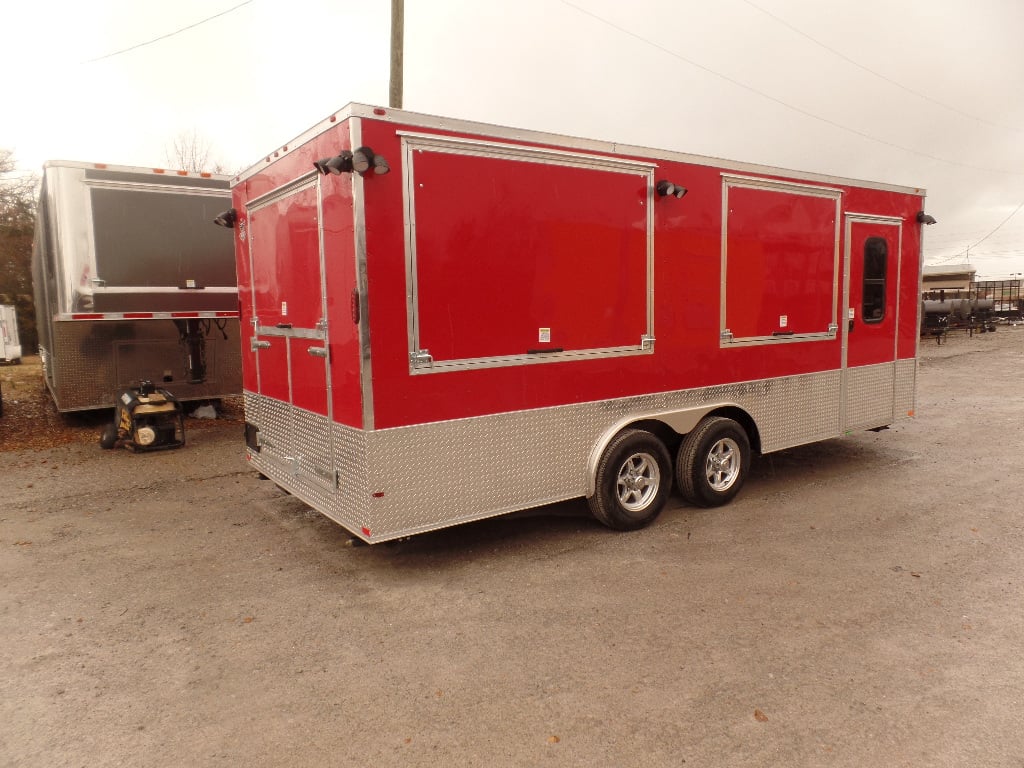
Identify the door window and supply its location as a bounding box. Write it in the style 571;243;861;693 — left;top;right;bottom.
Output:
862;236;887;323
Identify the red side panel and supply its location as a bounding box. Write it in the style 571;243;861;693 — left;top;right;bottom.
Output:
897;228;922;361
256;338;289;402
320;172;362;428
235;112;926;433
291;340;328;416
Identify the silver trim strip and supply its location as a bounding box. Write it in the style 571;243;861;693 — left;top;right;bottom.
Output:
412;345;654;375
256;325;324;340
396;131;659;171
247;171;318;213
352;117;375;432
84;178;229;197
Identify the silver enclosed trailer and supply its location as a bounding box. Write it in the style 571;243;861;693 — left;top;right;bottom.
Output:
31;160;241;411
0;304;21;363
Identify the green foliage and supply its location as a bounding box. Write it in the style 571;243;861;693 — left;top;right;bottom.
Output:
0;149;38;351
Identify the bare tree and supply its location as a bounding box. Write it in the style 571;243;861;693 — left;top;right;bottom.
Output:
165;128;226;173
0;149;37;213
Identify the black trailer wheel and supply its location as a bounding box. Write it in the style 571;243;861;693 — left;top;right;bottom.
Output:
99;423;118;449
676;416;751;508
588;429;672;531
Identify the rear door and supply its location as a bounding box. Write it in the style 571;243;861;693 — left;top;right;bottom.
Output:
247;174;335;486
842;216;903;431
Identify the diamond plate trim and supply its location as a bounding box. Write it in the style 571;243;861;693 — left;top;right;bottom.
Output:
238;365;916;542
48;320;242;411
893;358;917;419
845;362;896;431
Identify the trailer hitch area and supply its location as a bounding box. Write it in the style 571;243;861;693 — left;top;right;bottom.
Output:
174;318;209;384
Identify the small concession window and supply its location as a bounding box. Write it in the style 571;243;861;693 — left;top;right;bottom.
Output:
720;175;841;346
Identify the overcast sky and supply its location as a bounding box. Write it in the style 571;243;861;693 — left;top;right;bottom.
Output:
4;0;1023;278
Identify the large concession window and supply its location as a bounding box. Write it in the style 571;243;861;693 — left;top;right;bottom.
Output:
720;175;841;346
402;134;655;372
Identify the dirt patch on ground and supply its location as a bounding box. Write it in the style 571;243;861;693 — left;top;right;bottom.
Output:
0;356;244;452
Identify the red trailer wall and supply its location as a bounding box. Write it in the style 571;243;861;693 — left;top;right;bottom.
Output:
237;113;924;433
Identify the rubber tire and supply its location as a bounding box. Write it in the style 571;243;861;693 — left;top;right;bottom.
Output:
676;416;751;508
99;423;118;449
588;428;672;531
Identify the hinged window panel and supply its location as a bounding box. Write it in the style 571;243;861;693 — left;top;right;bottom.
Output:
402;134;655;373
720;175;841;347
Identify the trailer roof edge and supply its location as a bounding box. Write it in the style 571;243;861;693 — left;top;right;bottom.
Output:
231;103;925;196
41;159;232;181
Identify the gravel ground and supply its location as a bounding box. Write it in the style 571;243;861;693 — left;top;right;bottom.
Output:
1;327;1023;767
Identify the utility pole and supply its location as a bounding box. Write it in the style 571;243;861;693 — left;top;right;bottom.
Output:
389;0;404;109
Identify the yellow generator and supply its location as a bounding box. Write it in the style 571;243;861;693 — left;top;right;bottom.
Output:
100;381;185;452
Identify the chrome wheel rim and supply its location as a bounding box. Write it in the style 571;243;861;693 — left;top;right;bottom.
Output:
705;437;741;492
616;452;661;512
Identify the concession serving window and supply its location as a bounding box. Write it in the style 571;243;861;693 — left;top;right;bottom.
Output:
401;133;656;373
720;174;842;346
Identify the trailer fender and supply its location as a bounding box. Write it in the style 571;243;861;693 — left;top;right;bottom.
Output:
585;404;748;498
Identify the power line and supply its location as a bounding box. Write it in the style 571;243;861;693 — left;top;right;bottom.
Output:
85;1;254;63
556;0;1024;177
739;0;1022;136
965;200;1024;252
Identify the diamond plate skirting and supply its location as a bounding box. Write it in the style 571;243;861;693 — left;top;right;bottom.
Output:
244;363;912;543
46;320;242;411
893;358;917;419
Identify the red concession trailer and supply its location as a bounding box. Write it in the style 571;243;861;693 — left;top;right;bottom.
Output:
230;104;928;543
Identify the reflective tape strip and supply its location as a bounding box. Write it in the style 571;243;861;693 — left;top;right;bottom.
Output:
60;311;238;321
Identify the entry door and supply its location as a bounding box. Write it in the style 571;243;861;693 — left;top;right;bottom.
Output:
842;216;902;431
248;176;334;486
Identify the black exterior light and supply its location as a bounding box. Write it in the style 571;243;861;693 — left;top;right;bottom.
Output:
656;180;687;199
916;211;937;225
213;208;237;228
352;146;390;176
314;151;354;175
314;149;389;176
326;151;354;174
